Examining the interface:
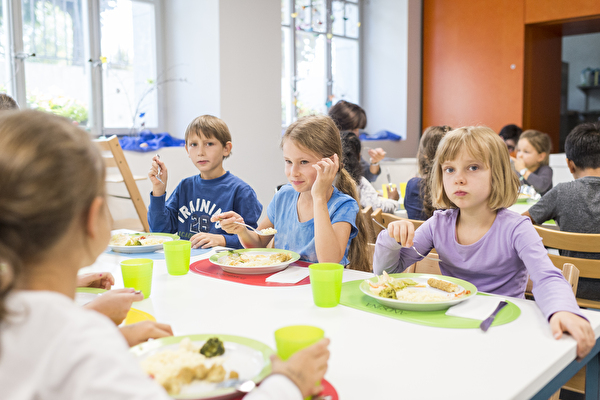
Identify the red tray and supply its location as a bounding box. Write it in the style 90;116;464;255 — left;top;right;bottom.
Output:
230;378;338;400
189;258;311;286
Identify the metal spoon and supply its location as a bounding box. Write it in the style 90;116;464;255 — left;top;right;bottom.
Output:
234;221;276;236
216;379;256;393
372;218;442;262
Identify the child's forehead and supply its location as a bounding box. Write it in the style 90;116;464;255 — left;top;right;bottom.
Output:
283;139;321;159
440;148;487;164
188;130;214;141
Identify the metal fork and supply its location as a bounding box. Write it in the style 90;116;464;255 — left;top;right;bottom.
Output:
371;218;442;262
155;154;164;184
234;221;276;236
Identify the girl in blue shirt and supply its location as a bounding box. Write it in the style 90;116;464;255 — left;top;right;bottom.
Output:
215;115;369;270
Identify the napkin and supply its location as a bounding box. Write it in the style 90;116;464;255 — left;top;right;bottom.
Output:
445;296;505;320
265;266;310;284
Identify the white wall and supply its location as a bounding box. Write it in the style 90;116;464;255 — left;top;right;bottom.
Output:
159;0;284;214
563;32;600;112
362;0;421;158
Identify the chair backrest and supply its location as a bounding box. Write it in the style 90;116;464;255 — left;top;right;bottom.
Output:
360;205;376;244
533;225;600;308
94;135;149;232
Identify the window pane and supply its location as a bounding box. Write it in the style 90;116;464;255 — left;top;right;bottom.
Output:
281;27;293;126
332;37;359;104
0;3;9;95
22;0;89;125
281;0;290;25
332;1;344;36
311;0;326;33
295;31;326;117
345;3;359;39
101;0;157;130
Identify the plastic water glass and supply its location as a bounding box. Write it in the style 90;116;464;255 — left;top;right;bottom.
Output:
308;263;344;307
163;240;191;275
274;325;325;361
120;258;153;298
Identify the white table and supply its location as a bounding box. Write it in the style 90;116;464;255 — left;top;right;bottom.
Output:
83;249;600;400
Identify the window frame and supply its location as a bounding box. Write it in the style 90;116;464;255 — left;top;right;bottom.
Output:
281;0;361;126
2;0;163;136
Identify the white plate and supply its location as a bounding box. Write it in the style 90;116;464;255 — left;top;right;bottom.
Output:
360;273;477;311
108;233;178;253
130;334;273;400
209;249;301;275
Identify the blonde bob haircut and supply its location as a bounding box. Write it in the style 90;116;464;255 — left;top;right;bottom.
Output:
430;126;520;211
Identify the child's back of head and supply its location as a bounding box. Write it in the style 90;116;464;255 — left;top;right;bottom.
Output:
0;94;19;111
340;130;362;185
417;125;451;218
431;126;519;210
565;122;600;171
519;130;552;166
328;100;367;132
0;110;105;322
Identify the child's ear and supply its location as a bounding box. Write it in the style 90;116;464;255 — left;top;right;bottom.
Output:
86;197;105;239
537;152;547;163
566;158;577;174
185;143;190;157
223;141;232;157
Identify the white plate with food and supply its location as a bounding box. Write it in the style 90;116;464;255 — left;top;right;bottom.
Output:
108;232;179;253
130;334;273;400
360;272;477;311
209;248;301;275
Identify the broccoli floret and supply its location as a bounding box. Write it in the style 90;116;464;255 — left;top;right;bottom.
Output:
378;287;397;299
200;337;225;358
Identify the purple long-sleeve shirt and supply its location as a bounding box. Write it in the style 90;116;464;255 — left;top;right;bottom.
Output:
373;208;584;320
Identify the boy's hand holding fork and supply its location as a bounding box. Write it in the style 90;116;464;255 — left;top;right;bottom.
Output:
149;154;168;196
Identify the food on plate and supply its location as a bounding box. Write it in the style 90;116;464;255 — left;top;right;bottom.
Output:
141;338;236;395
427;278;458;293
200;337;225;358
367;272;470;302
109;233;169;247
260;227;277;235
220;251;292;267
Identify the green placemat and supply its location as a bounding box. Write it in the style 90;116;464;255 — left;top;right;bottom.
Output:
340;279;521;329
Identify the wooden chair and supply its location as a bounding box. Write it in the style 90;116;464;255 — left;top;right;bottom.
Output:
360;206;376;244
94;135;150;232
533;225;600;309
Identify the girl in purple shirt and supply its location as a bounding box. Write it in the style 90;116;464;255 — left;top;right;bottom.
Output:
373;126;594;360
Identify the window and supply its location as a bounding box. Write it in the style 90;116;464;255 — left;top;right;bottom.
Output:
2;0;160;134
281;0;360;126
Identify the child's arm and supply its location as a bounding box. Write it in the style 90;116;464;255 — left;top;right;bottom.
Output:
550;312;595;360
373;220;423;275
311;154;352;263
147;156;180;233
212;211;273;248
524;165;553;195
148;155;167;197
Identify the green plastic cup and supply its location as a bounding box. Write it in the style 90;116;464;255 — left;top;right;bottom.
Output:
274;325;325;361
308;263;344;307
120;258;153;298
163;240;191;275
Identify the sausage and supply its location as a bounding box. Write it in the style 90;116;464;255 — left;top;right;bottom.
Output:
427;278;458;293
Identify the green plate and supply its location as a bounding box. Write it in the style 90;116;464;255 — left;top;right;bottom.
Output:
360;273;478;311
130;334;274;399
209;248;301;275
341;278;521;329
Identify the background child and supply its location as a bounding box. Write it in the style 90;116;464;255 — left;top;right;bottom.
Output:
373;126;594;359
340;130;399;213
328;100;385;182
499;123;522;157
0;93;18;110
525;122;600;301
148;115;262;249
216;115;369;270
513;129;553;195
404;125;451;220
0;110;330;400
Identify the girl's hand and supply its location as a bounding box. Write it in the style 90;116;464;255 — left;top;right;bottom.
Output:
270;338;330;399
190;232;226;249
149;155;168;196
211;211;246;235
387;220;415;247
119;321;174;347
77;272;114;290
311;153;339;201
368;148;386;164
83;288;144;325
387;186;400;201
513;156;525;172
550;312;595;360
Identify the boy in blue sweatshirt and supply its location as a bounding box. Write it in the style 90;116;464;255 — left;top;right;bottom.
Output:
148;115;262;249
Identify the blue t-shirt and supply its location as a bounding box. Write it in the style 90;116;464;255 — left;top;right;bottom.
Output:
404;177;427;221
148;171;262;249
267;184;358;265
